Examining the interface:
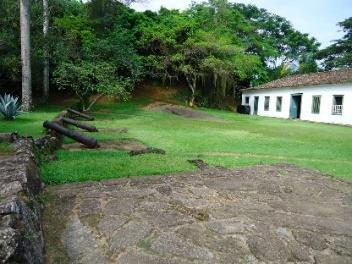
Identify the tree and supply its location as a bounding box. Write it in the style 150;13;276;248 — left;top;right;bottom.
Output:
53;1;141;110
20;0;32;111
54;61;131;111
0;0;21;91
42;0;50;103
231;3;320;82
178;30;260;107
0;0;80;95
317;17;352;70
299;53;318;73
137;4;261;107
0;0;323;110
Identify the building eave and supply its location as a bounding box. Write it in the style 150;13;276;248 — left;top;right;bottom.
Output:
242;81;352;93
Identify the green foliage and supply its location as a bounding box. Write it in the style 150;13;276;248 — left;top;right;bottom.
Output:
299;53;318;74
90;27;143;80
0;0;87;92
136;3;264;107
231;3;320;80
0;0;328;108
0;94;22;120
135;0;322;108
54;14;95;61
51;1;141;110
316;17;352;70
0;0;21;89
54;61;131;110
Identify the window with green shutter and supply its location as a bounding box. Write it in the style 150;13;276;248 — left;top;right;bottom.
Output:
264;96;270;111
276;96;282;112
312;96;321;114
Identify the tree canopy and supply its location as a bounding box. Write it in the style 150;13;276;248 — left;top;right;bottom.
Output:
136;1;320;107
0;0;349;109
317;17;352;70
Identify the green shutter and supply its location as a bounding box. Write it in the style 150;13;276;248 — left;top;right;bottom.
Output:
276;97;282;112
312;96;321;114
264;96;270;111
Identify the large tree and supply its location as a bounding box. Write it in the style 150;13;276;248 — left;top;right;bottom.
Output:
137;5;261;108
53;0;141;110
317;17;352;70
42;0;50;103
20;0;32;111
231;3;320;82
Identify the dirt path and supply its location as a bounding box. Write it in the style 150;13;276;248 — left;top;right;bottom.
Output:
42;164;352;264
145;101;223;121
62;139;148;152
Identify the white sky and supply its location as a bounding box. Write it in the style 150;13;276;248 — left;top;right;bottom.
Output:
131;0;352;48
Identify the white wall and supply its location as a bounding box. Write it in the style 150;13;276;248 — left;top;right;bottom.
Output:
242;83;352;125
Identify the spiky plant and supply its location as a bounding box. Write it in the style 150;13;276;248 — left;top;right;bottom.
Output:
0;94;22;120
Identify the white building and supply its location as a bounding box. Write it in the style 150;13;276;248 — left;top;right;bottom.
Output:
241;69;352;125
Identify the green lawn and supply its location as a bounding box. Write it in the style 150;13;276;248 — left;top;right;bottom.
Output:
0;105;62;138
1;100;352;184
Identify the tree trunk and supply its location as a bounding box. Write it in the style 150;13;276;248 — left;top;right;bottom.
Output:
85;94;104;112
186;75;196;107
42;0;49;103
20;0;32;112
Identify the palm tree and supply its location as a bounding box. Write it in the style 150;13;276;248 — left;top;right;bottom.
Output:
42;0;49;103
20;0;32;111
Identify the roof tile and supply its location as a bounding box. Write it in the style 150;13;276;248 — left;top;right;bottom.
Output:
246;69;352;90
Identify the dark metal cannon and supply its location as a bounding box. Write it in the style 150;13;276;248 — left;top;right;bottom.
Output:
61;117;98;132
67;108;94;121
43;121;99;148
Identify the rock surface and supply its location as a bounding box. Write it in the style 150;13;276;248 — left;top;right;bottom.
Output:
43;164;352;264
0;138;44;263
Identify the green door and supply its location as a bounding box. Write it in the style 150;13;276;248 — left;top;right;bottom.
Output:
254;96;259;115
290;95;302;119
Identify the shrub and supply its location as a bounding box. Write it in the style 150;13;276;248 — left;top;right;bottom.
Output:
0;94;22;120
54;61;133;111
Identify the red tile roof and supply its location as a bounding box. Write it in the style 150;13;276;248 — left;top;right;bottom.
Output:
246;69;352;91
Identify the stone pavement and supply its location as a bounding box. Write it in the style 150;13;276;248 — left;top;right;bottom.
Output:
42;164;352;264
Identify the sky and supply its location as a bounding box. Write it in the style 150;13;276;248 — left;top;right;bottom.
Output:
131;0;352;48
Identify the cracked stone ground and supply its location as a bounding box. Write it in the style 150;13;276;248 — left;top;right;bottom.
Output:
42;164;352;264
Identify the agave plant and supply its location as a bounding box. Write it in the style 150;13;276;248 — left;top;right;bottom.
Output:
0;94;22;120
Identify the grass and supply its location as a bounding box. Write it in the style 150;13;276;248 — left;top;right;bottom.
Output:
1;99;352;184
0;105;62;138
0;141;14;155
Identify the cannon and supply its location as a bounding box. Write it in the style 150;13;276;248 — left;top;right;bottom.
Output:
61;117;98;132
43;121;99;148
67;108;94;121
